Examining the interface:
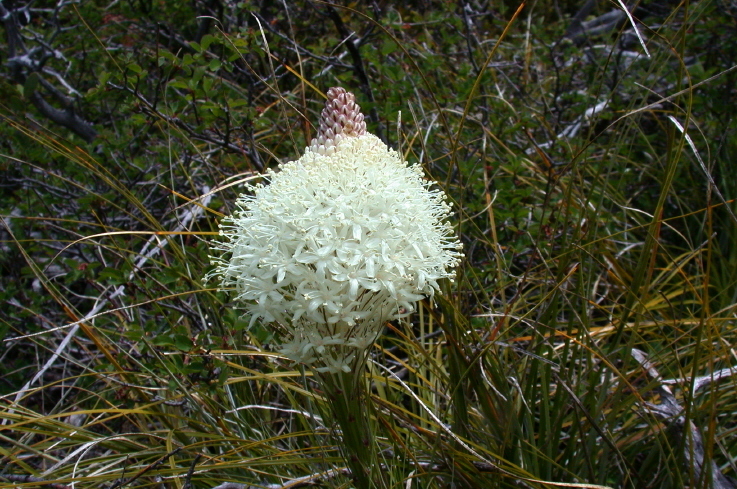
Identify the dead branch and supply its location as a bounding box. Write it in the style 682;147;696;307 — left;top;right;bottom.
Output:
631;349;737;489
0;2;97;142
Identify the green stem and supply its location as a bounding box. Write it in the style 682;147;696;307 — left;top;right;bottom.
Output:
317;369;380;489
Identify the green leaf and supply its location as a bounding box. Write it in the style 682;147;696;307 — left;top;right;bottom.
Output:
381;41;397;56
99;267;126;285
151;334;174;347
23;72;40;97
173;334;193;351
168;79;189;90
189;67;205;88
201;34;215;51
228;98;249;108
202;77;214;95
98;71;111;87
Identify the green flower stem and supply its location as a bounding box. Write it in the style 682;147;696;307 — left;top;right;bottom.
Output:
318;369;382;489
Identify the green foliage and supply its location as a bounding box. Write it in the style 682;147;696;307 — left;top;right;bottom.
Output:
2;2;737;489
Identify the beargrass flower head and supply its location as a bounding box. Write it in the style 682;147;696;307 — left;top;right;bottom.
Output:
210;87;463;373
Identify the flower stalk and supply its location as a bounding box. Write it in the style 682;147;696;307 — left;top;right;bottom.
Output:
209;87;462;487
317;368;380;489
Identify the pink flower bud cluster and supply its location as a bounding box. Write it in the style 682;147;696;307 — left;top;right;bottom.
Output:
309;87;367;156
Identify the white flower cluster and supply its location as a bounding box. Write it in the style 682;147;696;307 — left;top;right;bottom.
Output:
210;88;462;373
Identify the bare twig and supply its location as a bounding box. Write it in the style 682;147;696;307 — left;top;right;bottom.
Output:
662;366;737;397
108;448;183;489
210;468;351;489
27;90;98;142
251;12;353;70
0;2;97;142
182;455;202;489
107;82;260;169
0;474;72;489
631;349;737;489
